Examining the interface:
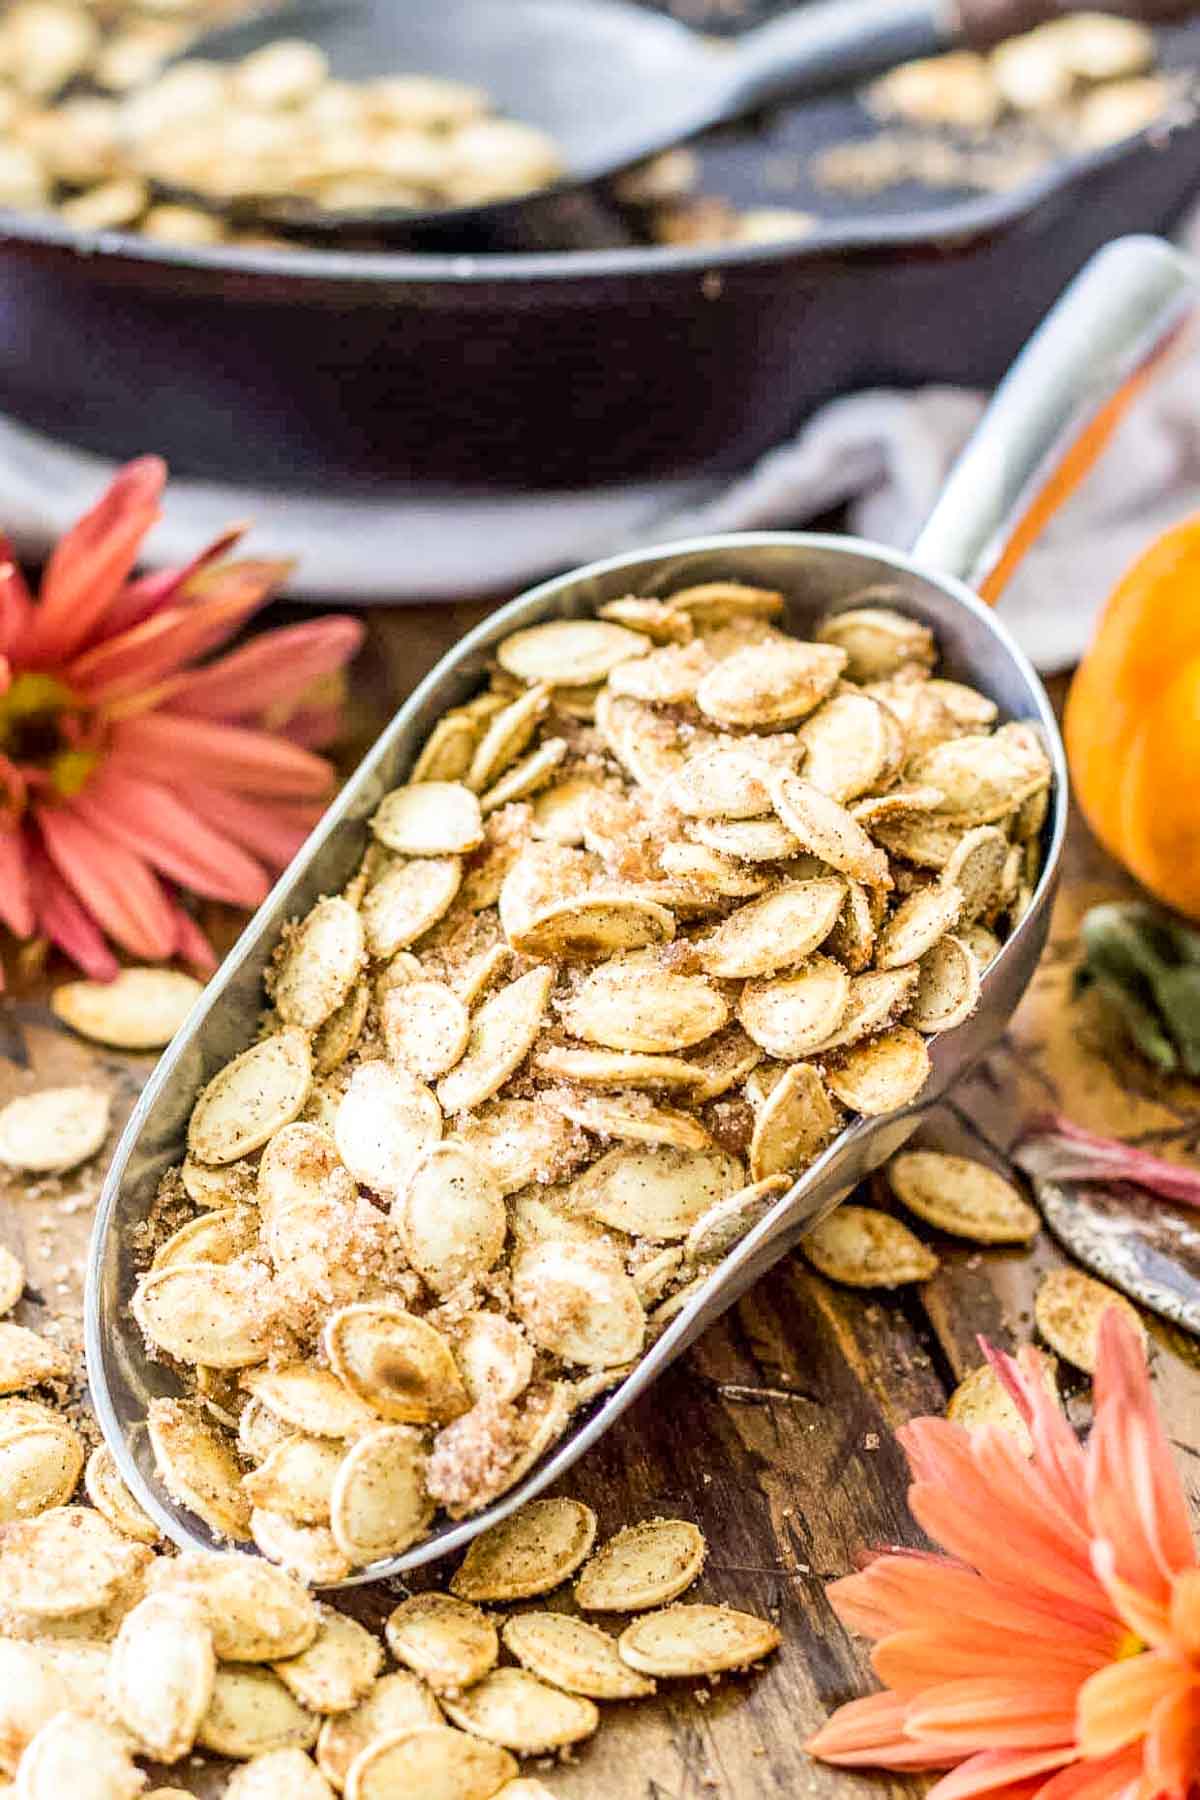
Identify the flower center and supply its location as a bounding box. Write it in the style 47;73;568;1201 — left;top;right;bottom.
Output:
0;673;98;801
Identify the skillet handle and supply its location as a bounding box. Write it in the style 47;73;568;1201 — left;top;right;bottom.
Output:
912;235;1195;602
955;0;1200;45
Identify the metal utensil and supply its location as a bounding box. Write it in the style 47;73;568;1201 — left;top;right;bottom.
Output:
167;0;1198;238
87;235;1194;1583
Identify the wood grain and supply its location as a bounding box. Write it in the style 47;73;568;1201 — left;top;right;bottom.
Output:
1;630;1197;1799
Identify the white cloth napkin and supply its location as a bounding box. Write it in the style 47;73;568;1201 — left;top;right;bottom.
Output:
4;229;1200;673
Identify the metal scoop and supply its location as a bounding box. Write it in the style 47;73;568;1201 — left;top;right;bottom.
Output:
88;235;1194;1583
163;0;1196;240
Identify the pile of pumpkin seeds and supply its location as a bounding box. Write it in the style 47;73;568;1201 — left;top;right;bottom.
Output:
111;581;1052;1579
0;1396;779;1800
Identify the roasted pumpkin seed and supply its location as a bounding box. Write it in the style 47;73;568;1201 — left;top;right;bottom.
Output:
804;1203;939;1287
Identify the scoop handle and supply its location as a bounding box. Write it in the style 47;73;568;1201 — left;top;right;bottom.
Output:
723;0;1197;114
912;235;1195;601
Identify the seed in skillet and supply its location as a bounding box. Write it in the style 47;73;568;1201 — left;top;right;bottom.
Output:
575;1517;706;1612
617;1603;781;1677
442;1667;599;1755
804;1204;939;1287
0;1247;24;1317
450;1497;597;1602
0;1084;109;1173
50;966;203;1049
887;1149;1040;1243
1034;1267;1145;1373
346;1725;516;1800
502;1612;655;1700
385;1593;499;1695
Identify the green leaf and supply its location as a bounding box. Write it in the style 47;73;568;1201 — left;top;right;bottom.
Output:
1092;973;1178;1073
1149;965;1200;1078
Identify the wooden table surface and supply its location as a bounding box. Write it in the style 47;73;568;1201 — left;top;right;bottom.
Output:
2;605;1198;1800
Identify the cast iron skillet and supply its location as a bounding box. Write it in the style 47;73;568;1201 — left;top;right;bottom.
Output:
0;0;1199;497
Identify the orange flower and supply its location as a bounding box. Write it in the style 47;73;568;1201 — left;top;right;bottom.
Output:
807;1311;1200;1800
0;458;363;981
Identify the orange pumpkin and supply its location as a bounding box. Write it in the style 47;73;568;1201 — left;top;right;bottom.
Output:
1065;515;1200;921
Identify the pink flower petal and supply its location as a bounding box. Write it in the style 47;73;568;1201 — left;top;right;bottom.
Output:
926;1746;1077;1800
806;1690;957;1769
36;803;176;960
1014;1115;1200;1209
156;777;320;870
1143;1673;1200;1800
24;833;119;979
66;562;292;704
0;558;34;663
1076;1651;1189;1759
30;458;165;664
873;1626;1108;1696
69;771;270;908
905;1677;1081;1750
1034;1745;1145;1800
0;825;34;938
109;713;335;798
168;616;364;719
101;522;248;637
1088;1312;1197;1621
170;904;217;973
